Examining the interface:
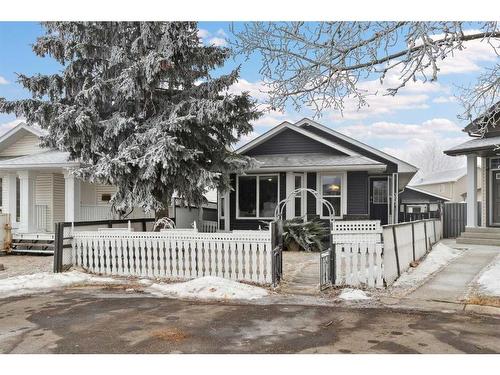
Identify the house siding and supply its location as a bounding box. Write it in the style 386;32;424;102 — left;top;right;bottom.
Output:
244;128;347;156
52;173;65;226
306;172;317;219
35;173;53;231
0;133;44;157
346;171;369;217
303;124;398;173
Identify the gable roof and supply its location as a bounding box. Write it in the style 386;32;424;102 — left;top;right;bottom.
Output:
410;167;470;186
403;186;451;201
236;121;358;156
294;118;418;173
0;150;78;169
463;100;500;135
0;122;47;153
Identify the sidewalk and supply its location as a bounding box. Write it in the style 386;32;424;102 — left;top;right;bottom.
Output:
394;241;499;313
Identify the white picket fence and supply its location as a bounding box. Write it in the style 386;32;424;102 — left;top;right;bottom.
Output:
334;242;384;288
71;229;273;284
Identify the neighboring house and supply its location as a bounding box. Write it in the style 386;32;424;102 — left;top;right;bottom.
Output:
409;167;482;203
218;118;418;230
445;101;500;233
398;186;449;222
0;122;215;241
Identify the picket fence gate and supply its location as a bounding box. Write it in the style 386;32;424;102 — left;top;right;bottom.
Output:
71;230;273;284
334;242;384;288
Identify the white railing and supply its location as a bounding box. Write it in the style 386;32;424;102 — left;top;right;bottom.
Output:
71;229;273;285
35;204;48;231
332;220;382;244
200;220;218;233
79;205;113;221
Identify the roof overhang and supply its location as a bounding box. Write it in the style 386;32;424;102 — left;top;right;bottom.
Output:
444;136;500;157
403;186;451;201
245;164;387;173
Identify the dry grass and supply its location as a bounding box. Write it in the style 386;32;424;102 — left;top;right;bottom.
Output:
151;327;189;342
466;294;500;307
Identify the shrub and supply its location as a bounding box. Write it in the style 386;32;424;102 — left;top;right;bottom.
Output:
283;218;329;252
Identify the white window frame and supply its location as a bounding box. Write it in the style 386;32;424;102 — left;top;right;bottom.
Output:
236;174;280;220
317;172;347;219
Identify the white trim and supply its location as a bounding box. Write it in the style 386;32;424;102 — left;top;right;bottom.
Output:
294;118;418;173
404;186;451;201
316;171;347;219
245;163;386;173
0;122;46;147
236;174;280;220
236;121;358;156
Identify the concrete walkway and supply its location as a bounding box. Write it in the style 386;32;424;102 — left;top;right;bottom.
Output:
403;242;499;305
279;251;320;295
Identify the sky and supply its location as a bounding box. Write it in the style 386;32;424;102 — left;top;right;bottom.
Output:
0;21;498;170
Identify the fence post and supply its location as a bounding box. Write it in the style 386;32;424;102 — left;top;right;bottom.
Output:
433;219;437;244
391;225;401;277
411;222;416;261
424;220;428;252
330;220;335;285
53;222;64;273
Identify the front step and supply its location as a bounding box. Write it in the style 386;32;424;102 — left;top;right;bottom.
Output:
460;231;500;240
10;239;55;254
463;226;500;234
456;237;500;247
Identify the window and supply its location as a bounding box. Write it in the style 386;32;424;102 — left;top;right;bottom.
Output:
320;174;342;218
372;180;388;204
101;193;112;202
491;157;500;170
237;174;279;218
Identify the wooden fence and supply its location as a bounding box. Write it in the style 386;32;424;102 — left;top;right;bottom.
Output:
383;218;442;285
70;229;274;285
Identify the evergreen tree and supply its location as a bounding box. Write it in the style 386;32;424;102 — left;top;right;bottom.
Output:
0;22;259;215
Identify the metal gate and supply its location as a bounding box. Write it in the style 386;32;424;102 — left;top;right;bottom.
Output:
319;221;335;290
270;220;283;286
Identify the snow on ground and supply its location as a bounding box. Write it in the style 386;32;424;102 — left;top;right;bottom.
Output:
0;270;127;298
338;288;371;301
476;255;500;297
146;276;269;301
393;242;464;289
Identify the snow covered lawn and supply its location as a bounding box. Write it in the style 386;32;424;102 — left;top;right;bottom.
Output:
338;288;371;301
146;276;269;301
0;270;128;298
475;254;500;297
392;242;464;289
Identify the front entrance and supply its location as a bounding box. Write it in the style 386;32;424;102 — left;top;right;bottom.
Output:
492;170;500;224
370;177;389;225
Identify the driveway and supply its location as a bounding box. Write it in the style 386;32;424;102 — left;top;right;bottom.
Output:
0;254;53;279
1;288;499;354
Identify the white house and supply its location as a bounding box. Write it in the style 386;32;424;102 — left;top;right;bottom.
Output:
0;122;218;244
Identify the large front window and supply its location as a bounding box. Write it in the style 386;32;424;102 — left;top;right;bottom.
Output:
320;174;342;217
237;175;279;218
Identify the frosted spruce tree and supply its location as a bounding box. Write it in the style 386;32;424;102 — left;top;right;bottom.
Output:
0;22;260;216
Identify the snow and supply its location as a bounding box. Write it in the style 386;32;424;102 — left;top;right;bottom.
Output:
393;242;463;288
338;288;371;301
476;255;500;296
146;276;269;301
0;270;125;299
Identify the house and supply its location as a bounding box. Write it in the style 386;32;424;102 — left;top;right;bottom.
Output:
409;166;482;203
218;118;418;230
444;102;500;244
398;185;449;222
0;122;216;243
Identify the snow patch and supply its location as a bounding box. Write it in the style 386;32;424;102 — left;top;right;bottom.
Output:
338;288;371;300
146;276;269;301
0;270;125;298
393;242;464;288
477;255;500;297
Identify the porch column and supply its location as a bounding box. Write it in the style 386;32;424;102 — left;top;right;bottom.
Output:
466;154;478;228
18;170;36;232
64;171;81;222
5;173;18;227
285;172;295;220
481;157;487;227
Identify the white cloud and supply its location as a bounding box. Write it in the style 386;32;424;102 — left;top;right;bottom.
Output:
208;37;227;47
433;96;457;104
0;75;8;85
216;28;227;37
228;79;269;101
197;28;210;39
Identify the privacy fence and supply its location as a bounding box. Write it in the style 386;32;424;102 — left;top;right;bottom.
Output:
57;226;275;285
331;218;442;288
442;202;482;238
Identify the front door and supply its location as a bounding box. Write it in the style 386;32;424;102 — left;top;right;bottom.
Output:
370;177;389;225
493;171;500;224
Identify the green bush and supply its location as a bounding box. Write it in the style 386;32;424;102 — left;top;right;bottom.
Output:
283;218;329;252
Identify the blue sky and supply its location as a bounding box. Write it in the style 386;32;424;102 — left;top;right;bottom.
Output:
0;21;497;166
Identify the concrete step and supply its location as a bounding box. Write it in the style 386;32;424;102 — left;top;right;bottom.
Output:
460;231;500;240
464;227;500;234
456;237;500;247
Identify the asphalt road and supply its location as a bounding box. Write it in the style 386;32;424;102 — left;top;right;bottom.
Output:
1;288;499;354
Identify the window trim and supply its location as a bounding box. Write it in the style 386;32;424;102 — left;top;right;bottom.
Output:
317;172;346;219
236;174;280;220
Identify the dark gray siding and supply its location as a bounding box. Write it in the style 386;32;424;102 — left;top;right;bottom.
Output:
399;188;447;204
303;124;397;173
245;128;347;156
306;172;317;219
346;171;368;215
